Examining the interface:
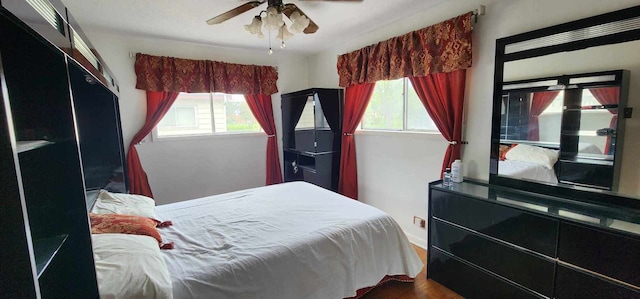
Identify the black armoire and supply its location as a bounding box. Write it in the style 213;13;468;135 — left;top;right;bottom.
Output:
1;1;125;298
281;88;343;191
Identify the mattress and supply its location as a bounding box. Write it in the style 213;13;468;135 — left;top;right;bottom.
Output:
499;160;559;184
155;182;423;299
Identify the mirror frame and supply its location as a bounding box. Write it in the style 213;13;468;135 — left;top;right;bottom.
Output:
490;5;640;209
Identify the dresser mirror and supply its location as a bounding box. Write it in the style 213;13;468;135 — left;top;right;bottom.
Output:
490;5;640;204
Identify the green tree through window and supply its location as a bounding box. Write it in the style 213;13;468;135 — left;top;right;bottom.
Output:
362;78;438;132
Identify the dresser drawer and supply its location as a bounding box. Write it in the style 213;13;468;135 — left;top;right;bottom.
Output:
558;222;640;287
555;265;640;298
428;248;542;299
558;160;614;189
431;189;558;256
431;219;555;297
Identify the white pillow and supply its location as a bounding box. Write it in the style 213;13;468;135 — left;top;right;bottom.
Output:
91;190;158;220
93;234;173;299
505;144;559;169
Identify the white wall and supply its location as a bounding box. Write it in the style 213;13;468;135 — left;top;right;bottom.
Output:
307;0;640;247
83;29;309;204
355;132;449;246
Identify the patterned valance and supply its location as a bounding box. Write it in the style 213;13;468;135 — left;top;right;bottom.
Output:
135;53;279;95
337;12;473;88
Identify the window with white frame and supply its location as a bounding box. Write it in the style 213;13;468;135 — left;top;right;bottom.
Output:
155;92;261;138
361;78;438;132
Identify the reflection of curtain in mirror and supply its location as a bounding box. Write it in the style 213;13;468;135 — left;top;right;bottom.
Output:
589;87;619;154
528;91;559;141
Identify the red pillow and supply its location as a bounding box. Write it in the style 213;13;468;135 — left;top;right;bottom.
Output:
90;213;162;244
499;144;517;161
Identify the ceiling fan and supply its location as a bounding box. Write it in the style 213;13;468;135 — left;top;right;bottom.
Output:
206;0;363;35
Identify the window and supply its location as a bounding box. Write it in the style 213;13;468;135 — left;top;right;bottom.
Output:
295;96;316;129
540;90;607;115
155;92;261;138
159;106;197;128
294;95;328;130
361;78;438;132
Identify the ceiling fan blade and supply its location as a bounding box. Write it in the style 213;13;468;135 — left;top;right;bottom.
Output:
282;3;319;34
206;1;265;25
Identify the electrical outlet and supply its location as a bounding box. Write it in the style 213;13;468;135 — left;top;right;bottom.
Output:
413;216;426;229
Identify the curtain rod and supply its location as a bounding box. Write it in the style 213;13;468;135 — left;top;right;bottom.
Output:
473;5;486;24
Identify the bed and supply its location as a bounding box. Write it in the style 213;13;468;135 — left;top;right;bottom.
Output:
151;181;423;299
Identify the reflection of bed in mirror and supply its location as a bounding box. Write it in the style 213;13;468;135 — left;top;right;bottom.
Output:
499;160;559;184
498;142;603;184
497;70;629;191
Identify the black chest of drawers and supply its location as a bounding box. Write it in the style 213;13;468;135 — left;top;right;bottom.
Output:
428;180;640;298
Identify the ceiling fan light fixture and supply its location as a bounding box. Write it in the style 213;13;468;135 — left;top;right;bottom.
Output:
276;24;294;41
288;11;310;34
244;16;264;36
263;6;284;31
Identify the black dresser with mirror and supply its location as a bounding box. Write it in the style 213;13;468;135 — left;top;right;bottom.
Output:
428;5;640;298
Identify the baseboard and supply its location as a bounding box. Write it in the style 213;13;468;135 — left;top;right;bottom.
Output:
405;232;427;250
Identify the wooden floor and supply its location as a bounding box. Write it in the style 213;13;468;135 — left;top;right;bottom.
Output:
363;245;462;299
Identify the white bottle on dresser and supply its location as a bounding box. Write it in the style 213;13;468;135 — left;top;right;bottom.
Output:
451;159;463;183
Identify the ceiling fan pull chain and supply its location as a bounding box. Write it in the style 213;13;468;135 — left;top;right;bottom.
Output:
268;30;273;55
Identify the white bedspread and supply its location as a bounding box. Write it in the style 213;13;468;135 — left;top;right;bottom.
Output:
499;160;559;184
156;182;423;299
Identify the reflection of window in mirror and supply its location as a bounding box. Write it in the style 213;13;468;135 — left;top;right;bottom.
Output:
501;92;532;141
608;219;640;235
575;89;618;156
533;91;563;144
295;96;315;129
558;210;600;224
496;197;548;212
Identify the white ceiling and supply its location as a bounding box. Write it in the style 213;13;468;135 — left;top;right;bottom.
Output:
61;0;447;54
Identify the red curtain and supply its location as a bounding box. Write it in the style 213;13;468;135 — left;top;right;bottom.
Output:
126;91;180;198
527;91;560;141
244;94;283;185
589;87;620;154
135;53;278;95
338;83;376;200
409;70;466;175
337;13;472;87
